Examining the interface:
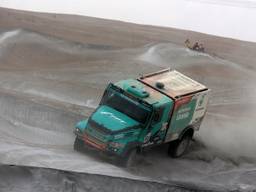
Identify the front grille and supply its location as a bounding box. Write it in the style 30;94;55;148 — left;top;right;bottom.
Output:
85;128;107;144
86;120;109;143
88;119;112;135
84;134;106;150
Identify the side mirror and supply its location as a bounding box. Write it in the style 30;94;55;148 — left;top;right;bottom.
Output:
152;106;164;124
153;113;160;122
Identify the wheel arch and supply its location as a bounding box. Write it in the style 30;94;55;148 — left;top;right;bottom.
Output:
179;126;194;140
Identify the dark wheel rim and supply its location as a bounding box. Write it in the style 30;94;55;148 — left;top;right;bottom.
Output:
74;137;83;150
176;136;190;157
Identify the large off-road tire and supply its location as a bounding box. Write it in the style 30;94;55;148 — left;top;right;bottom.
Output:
74;137;84;151
118;148;137;167
168;134;191;158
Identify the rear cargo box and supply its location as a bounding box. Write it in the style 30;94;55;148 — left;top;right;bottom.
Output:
139;69;210;142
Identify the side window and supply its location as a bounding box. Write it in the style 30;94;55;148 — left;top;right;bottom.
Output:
100;90;106;104
153;106;164;123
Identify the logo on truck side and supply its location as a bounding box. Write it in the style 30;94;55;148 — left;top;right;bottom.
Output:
176;107;191;121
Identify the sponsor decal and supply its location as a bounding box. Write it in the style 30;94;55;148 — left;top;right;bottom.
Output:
174;96;193;111
198;94;206;107
142;141;154;147
144;133;151;143
165;133;179;143
161;122;168;131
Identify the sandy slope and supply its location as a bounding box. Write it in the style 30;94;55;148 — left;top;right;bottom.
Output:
0;7;256;191
1;7;256;69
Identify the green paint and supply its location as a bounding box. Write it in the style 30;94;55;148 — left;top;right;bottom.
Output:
169;99;197;134
91;105;139;132
115;79;169;105
75;119;88;132
74;77;207;157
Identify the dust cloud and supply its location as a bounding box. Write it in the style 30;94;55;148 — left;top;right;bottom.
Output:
139;43;256;160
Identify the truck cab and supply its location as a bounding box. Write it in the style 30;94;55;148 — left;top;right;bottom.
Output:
74;69;210;166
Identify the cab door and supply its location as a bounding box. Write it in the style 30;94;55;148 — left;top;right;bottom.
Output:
143;102;173;145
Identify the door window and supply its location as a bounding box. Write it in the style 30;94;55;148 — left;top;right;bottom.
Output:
153;106;164;123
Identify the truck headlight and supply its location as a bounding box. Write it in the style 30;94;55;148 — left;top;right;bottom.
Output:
75;128;82;133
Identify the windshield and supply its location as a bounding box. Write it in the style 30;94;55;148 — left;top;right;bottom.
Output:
100;87;151;124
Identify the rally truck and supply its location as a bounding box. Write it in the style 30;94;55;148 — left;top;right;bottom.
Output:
74;69;210;166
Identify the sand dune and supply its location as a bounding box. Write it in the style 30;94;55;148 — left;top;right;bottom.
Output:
0;7;256;191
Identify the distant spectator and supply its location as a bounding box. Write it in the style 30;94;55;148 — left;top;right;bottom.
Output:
192;42;200;51
185;39;191;49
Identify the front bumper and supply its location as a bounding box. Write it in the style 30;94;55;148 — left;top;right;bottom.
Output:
83;134;107;151
75;132;124;158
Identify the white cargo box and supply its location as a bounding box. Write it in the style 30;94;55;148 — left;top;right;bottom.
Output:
139;69;208;99
139;69;210;142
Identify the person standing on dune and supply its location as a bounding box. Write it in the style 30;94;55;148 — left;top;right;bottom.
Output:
192;42;200;51
185;39;192;49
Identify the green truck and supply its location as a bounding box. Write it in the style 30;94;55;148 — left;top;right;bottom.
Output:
74;69;210;166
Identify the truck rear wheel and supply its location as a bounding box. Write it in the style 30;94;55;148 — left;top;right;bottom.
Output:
74;137;84;151
168;134;191;158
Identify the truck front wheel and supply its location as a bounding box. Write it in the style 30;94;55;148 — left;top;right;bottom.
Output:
168;134;191;158
74;137;84;151
118;148;137;167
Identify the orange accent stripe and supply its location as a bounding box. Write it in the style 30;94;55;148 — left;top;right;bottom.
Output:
84;135;106;150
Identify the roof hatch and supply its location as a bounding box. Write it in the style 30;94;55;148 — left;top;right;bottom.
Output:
127;85;149;98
